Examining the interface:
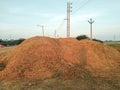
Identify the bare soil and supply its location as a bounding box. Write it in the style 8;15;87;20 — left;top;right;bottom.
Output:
0;36;120;90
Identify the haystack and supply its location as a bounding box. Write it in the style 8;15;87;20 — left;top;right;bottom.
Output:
0;36;120;81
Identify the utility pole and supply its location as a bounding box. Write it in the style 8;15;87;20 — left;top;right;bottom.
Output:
37;25;44;37
54;30;56;38
114;34;116;41
66;0;72;38
88;18;94;40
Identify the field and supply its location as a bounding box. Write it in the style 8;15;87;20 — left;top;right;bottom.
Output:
0;77;120;90
0;39;120;90
0;70;120;90
104;41;120;52
0;46;15;55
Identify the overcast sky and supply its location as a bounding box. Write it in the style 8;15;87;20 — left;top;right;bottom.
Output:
0;0;120;40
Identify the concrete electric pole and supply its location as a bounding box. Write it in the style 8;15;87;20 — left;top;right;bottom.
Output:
88;18;94;40
37;25;44;37
66;0;72;38
54;30;56;38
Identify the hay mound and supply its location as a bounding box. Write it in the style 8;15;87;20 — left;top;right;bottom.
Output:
0;36;120;81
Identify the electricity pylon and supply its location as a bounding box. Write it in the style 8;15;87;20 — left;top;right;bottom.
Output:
66;0;72;38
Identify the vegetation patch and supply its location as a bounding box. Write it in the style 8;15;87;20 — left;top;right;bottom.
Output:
105;41;120;52
0;62;6;71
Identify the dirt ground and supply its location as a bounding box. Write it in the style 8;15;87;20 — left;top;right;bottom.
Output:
0;36;120;90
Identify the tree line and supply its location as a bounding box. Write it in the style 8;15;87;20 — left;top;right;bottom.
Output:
0;35;103;46
0;38;25;46
76;35;103;43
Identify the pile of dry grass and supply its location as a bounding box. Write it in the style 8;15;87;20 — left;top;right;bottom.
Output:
0;36;120;81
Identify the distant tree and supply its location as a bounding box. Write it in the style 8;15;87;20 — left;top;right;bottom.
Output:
0;38;25;46
0;39;3;42
93;39;103;43
76;35;103;43
76;35;89;40
14;38;25;45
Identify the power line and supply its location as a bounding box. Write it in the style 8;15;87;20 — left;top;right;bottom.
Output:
72;0;90;14
71;0;79;4
57;19;65;31
55;19;65;37
73;0;89;14
54;0;90;38
72;0;84;6
56;1;72;38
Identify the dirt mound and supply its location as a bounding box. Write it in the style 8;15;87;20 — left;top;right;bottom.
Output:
59;39;120;77
0;36;120;81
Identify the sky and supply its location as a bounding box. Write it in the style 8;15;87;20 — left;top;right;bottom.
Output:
0;0;120;41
